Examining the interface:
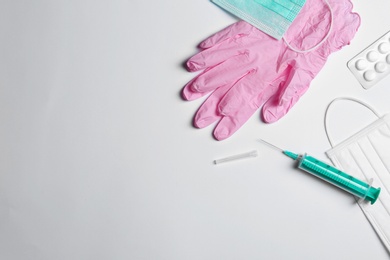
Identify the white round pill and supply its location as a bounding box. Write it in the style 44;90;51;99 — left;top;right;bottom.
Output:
367;51;379;62
363;70;376;81
378;42;390;53
387;54;390;64
355;59;368;70
375;62;387;73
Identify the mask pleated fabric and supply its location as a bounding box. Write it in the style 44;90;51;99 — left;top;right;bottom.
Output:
325;97;390;253
212;0;306;40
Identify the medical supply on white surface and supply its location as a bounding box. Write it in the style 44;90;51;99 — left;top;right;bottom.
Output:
347;30;390;89
212;0;333;51
282;0;333;53
325;97;390;253
183;0;359;141
214;150;258;164
259;139;381;204
211;0;306;40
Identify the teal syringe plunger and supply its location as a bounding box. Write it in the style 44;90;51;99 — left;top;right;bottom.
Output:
260;140;381;204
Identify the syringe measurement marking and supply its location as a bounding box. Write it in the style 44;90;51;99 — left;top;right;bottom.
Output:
302;159;368;196
304;161;349;185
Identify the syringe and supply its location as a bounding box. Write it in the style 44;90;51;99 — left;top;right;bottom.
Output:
259;139;381;204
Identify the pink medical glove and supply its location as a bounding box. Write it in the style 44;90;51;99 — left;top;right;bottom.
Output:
182;0;360;140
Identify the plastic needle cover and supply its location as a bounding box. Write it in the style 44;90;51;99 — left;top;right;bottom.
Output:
214;150;258;164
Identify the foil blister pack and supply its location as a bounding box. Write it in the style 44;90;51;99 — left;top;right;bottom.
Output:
348;30;390;89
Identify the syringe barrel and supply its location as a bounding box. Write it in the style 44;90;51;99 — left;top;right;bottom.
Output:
297;154;381;204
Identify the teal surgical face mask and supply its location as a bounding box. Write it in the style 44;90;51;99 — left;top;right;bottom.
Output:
212;0;306;40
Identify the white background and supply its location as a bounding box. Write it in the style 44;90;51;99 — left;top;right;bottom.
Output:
0;0;390;259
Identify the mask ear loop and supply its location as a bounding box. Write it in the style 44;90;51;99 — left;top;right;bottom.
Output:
283;0;333;53
324;97;381;148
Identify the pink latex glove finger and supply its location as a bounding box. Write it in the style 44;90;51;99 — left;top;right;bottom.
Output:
183;53;251;100
193;83;235;128
187;20;276;72
213;72;285;140
194;70;286;140
183;0;360;141
181;68;212;101
262;67;314;123
198;20;256;49
187;34;255;72
193;71;258;130
218;69;287;116
263;0;361;123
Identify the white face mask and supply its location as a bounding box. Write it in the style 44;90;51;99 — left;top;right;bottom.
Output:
324;97;390;253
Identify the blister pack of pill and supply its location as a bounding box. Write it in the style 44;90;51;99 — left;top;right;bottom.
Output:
347;30;390;89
